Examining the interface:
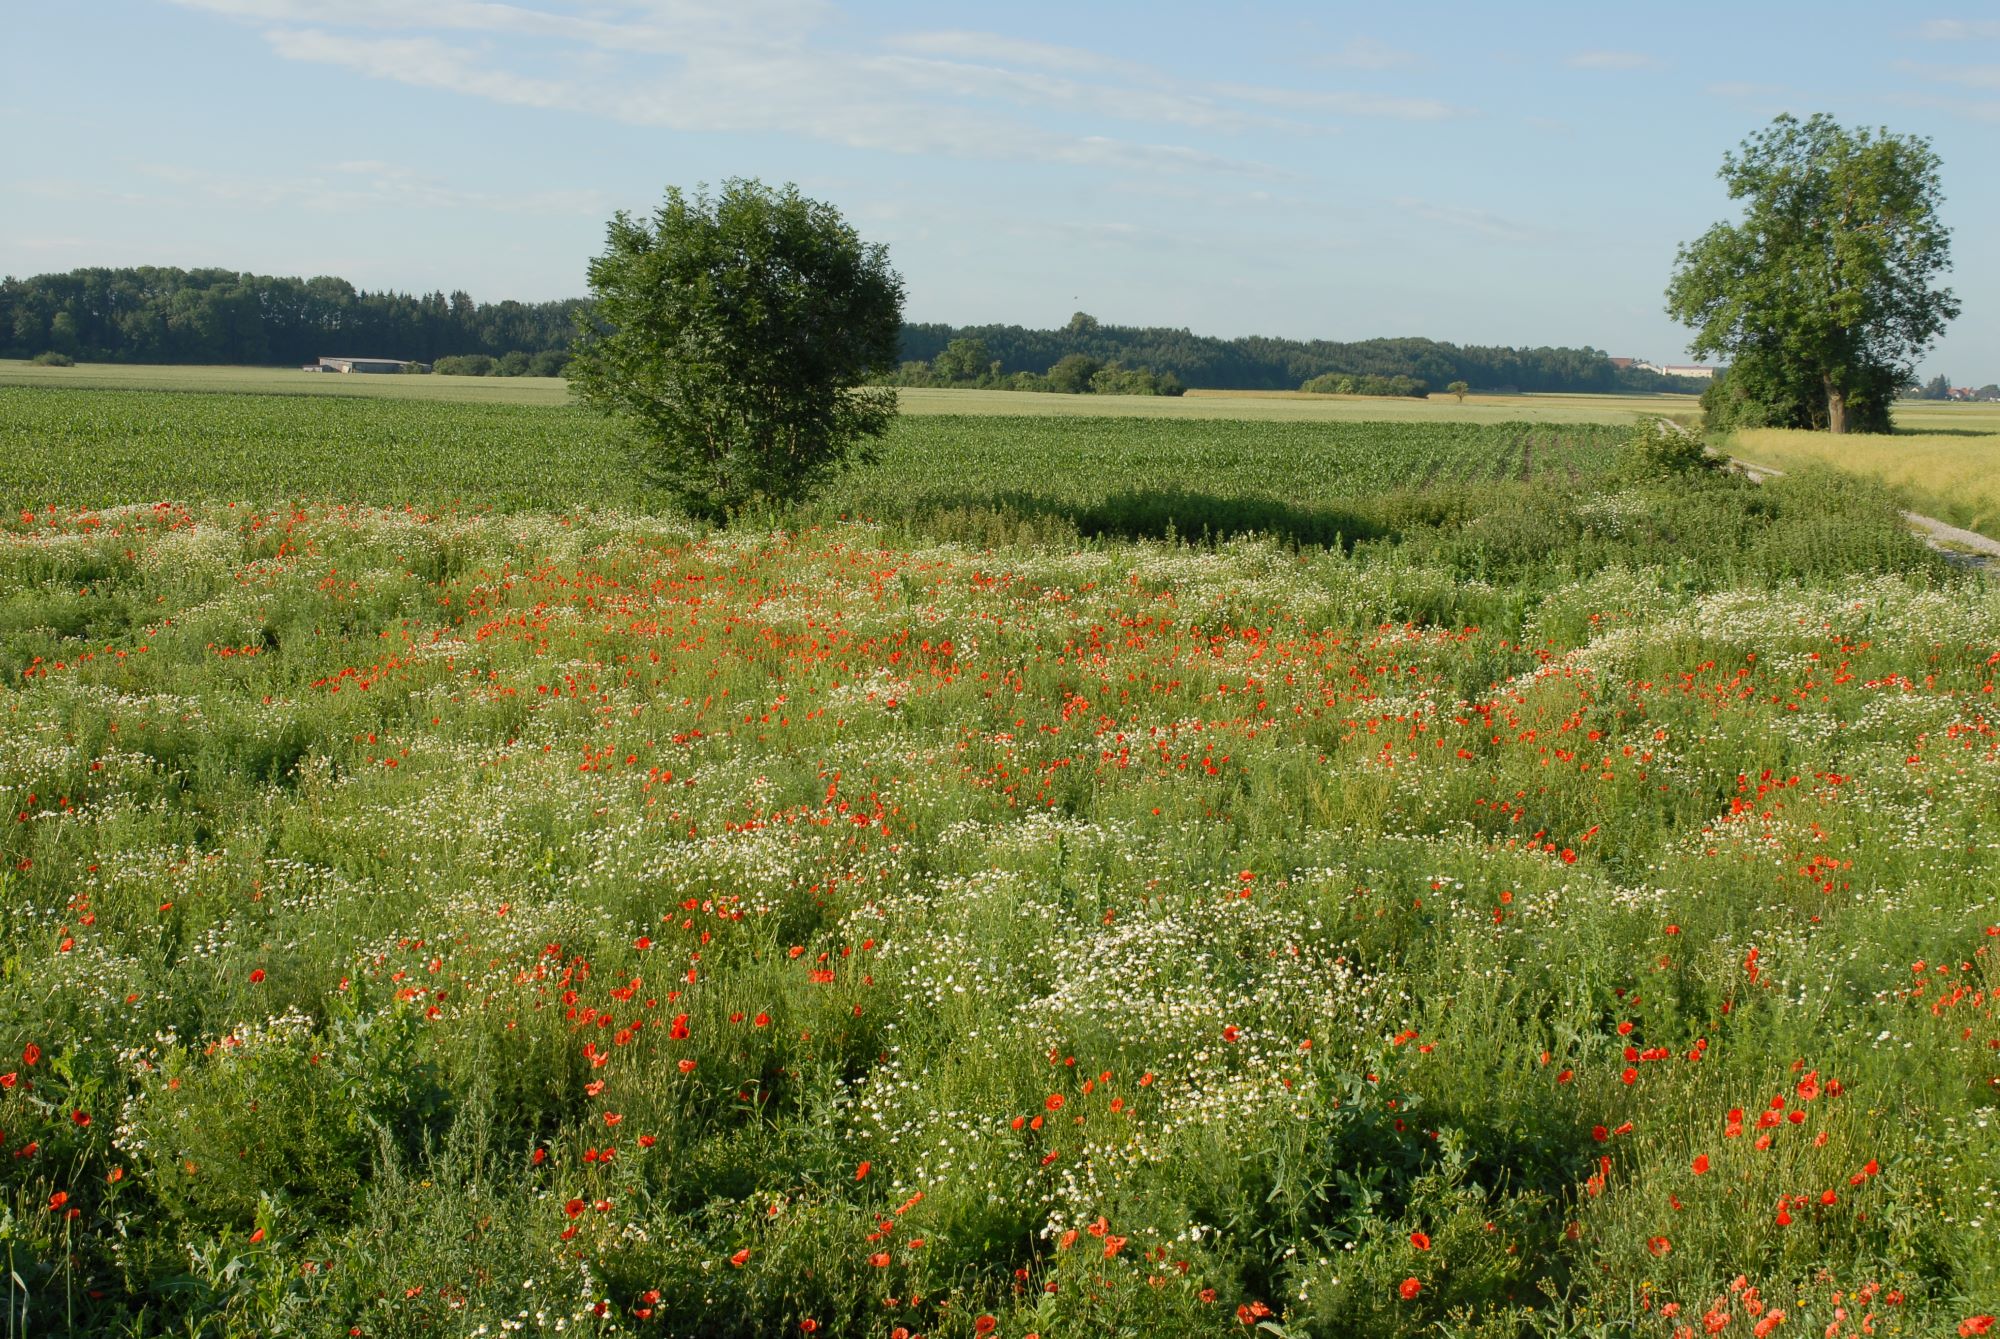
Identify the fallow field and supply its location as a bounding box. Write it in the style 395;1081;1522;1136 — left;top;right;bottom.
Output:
0;378;1995;1338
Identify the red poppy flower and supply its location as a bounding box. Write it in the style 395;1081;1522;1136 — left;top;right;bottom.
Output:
1647;1237;1671;1257
1399;1277;1422;1300
1409;1230;1431;1250
730;1248;751;1267
1691;1154;1710;1175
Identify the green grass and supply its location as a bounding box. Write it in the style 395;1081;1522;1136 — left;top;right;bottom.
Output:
1731;425;2000;539
0;378;1994;1339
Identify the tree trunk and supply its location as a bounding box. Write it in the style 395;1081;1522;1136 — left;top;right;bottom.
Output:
1824;375;1848;435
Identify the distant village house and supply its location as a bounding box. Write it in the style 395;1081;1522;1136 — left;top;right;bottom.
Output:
1630;359;1721;380
308;356;420;374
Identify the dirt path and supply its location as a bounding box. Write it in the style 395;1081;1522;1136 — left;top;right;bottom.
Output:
1656;419;2000;568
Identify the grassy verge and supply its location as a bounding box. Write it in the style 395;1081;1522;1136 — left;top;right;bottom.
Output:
1729;426;2000;538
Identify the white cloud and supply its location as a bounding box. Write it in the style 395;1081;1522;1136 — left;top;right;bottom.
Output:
1565;50;1659;71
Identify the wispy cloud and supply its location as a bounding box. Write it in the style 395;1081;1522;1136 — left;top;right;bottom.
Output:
1916;18;2000;40
1391;196;1540;243
1565;50;1659;71
265;29;578;109
1893;58;2000;89
1880;89;2000;122
1313;37;1419;71
26;160;608;217
165;2;1464;182
883;31;1152;80
1704;80;1794;99
167;0;827;51
1213;83;1457;122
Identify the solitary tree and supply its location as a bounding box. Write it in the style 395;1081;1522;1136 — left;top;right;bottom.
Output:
1666;114;1958;434
568;180;905;520
1447;380;1470;403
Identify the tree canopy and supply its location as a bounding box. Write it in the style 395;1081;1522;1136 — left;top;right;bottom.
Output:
0;266;582;366
566;180;904;522
1667;114;1959;434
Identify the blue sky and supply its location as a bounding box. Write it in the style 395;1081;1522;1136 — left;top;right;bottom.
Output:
8;1;1999;377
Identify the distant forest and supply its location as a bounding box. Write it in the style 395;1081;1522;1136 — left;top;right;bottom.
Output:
1;267;1703;394
0;267;583;368
899;315;1706;395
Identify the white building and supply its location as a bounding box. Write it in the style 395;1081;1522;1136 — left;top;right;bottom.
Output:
314;356;416;374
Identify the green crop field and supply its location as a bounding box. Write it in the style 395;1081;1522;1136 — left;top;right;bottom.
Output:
0;359;1703;425
1;379;1996;1339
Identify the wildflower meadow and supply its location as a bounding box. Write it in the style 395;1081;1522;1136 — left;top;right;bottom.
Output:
0;389;1995;1337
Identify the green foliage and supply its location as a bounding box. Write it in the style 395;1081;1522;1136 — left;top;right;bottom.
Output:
431;353;496;376
900;321;1684;394
126;1004;445;1231
888;348;1181;396
29;351;73;367
1447;380;1470;403
1045;352;1102;393
930;336;991;384
1301;372;1429;398
1622;418;1716;478
1667;113;1959;434
0;266;584;365
568;179;905;521
1700;352;1899;434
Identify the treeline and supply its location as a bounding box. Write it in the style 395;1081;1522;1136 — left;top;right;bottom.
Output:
1299;372;1429;398
3;268;1705;397
883;338;1183;396
0;267;583;366
900;313;1705;395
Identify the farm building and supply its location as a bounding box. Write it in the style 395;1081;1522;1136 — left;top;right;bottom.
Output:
313;356;417;374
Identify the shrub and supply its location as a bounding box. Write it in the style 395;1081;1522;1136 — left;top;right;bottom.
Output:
30;351;74;367
432;354;496;376
1624;417;1717;477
